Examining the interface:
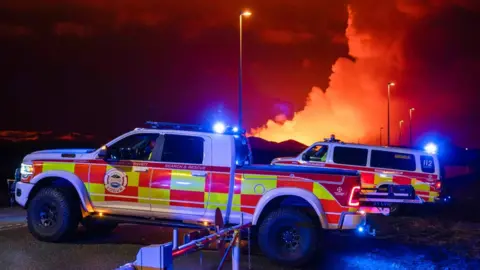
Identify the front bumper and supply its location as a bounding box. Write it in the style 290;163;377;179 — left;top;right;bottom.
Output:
338;211;366;230
14;181;34;208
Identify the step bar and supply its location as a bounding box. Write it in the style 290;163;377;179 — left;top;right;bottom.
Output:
90;212;208;230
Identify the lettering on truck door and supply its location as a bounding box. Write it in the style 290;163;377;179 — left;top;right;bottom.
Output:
88;133;157;211
150;133;212;219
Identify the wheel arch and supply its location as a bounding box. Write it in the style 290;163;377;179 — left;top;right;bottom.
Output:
29;171;94;212
252;187;328;229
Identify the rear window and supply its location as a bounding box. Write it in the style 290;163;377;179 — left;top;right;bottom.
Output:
420;155;435;173
160;134;204;164
370;150;416;171
234;135;252;166
333;146;368;166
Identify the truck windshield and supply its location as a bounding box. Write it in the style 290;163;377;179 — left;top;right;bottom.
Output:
234;134;252;166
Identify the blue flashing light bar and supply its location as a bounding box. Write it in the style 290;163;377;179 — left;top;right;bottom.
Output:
213;122;226;133
424;142;438;155
145;121;245;135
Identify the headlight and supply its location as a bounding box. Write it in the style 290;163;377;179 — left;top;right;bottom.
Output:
20;163;33;175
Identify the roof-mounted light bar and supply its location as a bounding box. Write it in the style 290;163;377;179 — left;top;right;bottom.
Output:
145;121;245;135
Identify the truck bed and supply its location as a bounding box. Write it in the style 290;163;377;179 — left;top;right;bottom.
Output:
241;164;359;176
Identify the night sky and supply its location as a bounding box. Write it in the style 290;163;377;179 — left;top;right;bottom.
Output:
0;0;479;147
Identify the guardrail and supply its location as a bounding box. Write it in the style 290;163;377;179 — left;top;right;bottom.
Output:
117;209;252;270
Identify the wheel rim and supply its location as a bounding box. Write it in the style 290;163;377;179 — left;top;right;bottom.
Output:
39;203;58;228
279;227;301;252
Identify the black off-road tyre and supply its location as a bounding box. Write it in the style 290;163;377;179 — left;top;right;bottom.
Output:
27;187;80;242
82;217;118;236
258;208;319;267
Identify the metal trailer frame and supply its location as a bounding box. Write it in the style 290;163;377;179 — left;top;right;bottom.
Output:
117;211;252;270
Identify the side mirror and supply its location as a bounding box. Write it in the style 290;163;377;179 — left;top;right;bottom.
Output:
97;146;108;159
302;153;310;161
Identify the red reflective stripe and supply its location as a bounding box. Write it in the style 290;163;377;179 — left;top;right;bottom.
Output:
234;175;242;194
325;163;438;180
151;169;171;189
241;194;261;207
320;199;344;213
74;163;89;183
105;187;138;202
392;175;412;185
208;173;230;193
138;171;151;188
90;165;106;184
361;172;374;184
170;190;204;208
33;161;43;177
276;179;313;190
326;214;340;224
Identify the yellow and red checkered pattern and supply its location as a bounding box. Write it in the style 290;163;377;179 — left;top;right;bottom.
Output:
29;160;356;225
361;172;439;202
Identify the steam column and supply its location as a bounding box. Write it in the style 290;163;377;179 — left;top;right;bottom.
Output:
238;10;252;129
387;82;395;146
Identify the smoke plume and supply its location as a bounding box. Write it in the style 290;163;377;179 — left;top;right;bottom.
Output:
250;0;479;147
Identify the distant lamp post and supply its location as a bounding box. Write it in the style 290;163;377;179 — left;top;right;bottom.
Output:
380;127;384;146
238;10;252;129
387;82;395;146
409;107;415;147
399;120;404;145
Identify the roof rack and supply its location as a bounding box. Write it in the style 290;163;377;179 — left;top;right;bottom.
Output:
145;121;245;135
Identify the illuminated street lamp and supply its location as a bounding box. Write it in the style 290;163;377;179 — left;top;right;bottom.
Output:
399;120;404;145
409;107;415;147
387;82;395;146
238;10;251;129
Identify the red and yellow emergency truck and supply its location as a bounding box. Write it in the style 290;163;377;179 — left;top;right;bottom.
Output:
14;122;365;267
271;135;442;214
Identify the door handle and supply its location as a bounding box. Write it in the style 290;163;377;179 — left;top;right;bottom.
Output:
133;167;149;172
191;171;206;177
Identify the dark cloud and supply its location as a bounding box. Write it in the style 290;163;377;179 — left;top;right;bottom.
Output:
0;24;31;36
54;22;91;37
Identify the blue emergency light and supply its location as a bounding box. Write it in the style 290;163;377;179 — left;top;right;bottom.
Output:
424;142;438;155
213;122;226;133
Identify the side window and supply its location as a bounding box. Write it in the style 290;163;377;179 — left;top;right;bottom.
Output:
107;133;159;161
160;134;204;164
420;155;435;173
235;135;252;166
370;150;416;171
304;144;329;162
333;146;368;166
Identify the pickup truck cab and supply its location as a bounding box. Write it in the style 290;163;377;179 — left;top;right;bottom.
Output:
15;122;365;266
271;135;442;214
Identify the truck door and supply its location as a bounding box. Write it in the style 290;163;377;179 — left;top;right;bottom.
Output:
302;143;329;166
89;133;157;212
150;133;212;219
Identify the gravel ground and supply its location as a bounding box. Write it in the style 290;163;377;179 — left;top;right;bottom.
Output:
0;208;479;270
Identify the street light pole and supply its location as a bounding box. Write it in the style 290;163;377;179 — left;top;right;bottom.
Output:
399;120;404;145
238;10;251;129
387;82;395;146
409;108;415;147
